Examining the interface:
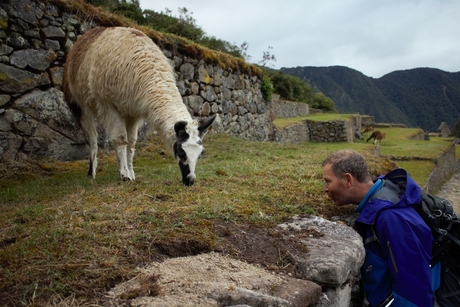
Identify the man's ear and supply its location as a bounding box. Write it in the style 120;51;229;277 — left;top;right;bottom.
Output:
344;173;353;188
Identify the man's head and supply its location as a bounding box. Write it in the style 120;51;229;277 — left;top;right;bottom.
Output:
322;150;373;206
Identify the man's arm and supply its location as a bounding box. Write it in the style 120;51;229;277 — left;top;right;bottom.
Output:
376;208;433;306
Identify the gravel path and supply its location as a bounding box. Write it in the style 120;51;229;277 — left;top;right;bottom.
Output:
435;172;460;214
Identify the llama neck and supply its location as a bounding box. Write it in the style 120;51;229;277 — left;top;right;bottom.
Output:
138;70;193;154
145;100;193;154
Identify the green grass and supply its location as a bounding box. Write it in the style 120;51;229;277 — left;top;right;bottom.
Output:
358;127;452;158
393;160;436;187
0;131;455;305
304;113;355;121
357;127;453;186
273;113;354;128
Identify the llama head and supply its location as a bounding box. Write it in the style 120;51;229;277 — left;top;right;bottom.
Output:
173;116;216;186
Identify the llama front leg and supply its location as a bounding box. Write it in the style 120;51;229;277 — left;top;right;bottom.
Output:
126;118;143;180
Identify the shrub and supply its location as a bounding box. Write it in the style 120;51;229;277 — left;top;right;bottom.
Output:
261;76;274;102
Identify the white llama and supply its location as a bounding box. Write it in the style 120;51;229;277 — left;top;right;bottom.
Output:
63;27;215;185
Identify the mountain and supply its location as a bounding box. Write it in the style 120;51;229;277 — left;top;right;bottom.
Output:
281;66;460;132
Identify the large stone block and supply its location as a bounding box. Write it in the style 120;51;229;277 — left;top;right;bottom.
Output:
13;88;83;142
0;63;50;93
276;215;365;286
0;131;22;161
10;49;57;71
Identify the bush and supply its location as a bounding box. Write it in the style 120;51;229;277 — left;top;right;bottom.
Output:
261;76;274;102
311;92;337;112
266;71;313;103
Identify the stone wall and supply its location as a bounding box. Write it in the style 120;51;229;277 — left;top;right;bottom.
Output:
408;129;429;141
272;118;358;144
308;120;356;143
361;115;375;127
0;0;276;162
271;95;309;118
273;122;310;144
423;144;457;193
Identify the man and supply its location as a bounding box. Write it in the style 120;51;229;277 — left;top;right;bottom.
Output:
322;149;440;307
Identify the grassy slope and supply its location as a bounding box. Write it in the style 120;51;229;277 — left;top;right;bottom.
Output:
0;130;454;304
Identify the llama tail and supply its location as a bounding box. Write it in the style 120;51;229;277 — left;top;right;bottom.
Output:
66;100;83;129
62;72;83;129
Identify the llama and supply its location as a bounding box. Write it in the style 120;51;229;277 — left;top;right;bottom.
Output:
374;132;386;145
366;130;381;143
63;27;215;185
362;125;374;136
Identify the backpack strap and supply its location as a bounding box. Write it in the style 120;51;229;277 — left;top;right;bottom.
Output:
433;227;460;248
436;265;460;302
431;219;460;266
365;226;380;245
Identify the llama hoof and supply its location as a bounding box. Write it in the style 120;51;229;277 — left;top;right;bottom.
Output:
121;175;133;181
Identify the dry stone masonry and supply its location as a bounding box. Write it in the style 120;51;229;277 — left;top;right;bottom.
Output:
0;0;277;162
0;0;365;162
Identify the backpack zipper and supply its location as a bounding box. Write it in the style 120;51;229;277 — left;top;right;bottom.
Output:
387;241;399;273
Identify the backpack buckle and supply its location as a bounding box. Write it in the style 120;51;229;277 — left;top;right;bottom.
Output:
433;209;443;217
438;229;447;236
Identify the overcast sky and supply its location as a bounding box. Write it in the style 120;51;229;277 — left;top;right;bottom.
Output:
139;0;460;78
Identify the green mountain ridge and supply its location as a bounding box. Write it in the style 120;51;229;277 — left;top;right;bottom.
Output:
281;66;460;132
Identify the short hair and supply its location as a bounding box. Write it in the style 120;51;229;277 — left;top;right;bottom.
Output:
322;149;372;183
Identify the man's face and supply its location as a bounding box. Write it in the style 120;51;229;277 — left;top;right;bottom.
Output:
323;163;349;206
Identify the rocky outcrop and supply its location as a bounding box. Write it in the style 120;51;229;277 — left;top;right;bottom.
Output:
106;216;364;307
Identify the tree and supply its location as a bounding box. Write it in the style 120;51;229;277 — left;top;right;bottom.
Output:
267;71;313;103
261;76;274;102
84;2;251;60
142;7;243;57
198;36;242;58
174;7;204;41
311;92;337;112
271;72;292;100
143;7;205;41
143;9;177;33
240;42;252;61
112;0;144;24
258;46;276;68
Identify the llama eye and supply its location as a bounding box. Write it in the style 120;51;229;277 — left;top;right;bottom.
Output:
177;149;187;161
174;142;187;162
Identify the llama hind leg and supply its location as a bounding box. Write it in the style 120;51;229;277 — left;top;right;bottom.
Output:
80;110;98;178
126;118;143;180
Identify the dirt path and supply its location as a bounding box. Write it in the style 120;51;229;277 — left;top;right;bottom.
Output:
435;171;460;214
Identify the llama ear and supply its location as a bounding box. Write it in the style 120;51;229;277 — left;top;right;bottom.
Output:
174;121;188;141
198;116;216;137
